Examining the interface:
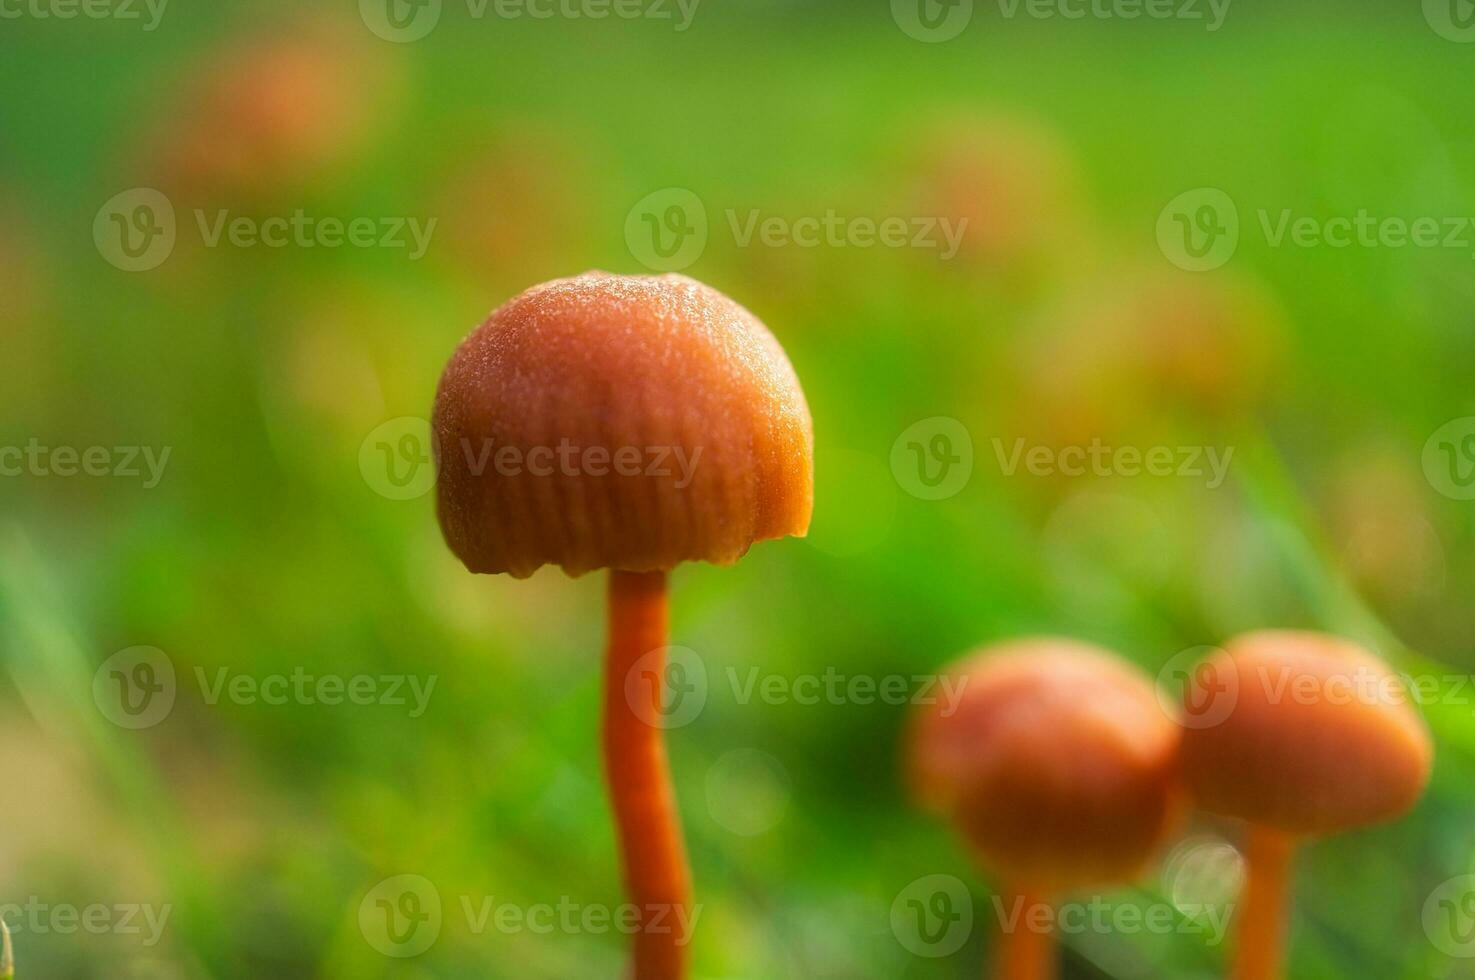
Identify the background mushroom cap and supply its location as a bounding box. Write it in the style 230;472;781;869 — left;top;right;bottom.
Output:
1179;630;1432;836
908;638;1182;892
433;273;814;578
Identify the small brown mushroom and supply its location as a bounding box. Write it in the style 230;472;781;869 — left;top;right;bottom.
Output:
147;28;383;203
1179;630;1433;980
909;638;1182;980
433;272;813;978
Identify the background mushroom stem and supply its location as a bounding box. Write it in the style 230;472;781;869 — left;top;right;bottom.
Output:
994;886;1055;980
603;569;692;980
1233;826;1295;980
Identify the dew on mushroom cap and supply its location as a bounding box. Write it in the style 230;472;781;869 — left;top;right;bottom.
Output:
434;272;813;578
432;272;813;980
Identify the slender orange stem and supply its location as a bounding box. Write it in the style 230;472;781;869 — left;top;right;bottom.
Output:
994;886;1056;980
1232;826;1295;980
603;569;692;980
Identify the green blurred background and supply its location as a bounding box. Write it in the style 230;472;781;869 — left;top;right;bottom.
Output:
3;1;1475;976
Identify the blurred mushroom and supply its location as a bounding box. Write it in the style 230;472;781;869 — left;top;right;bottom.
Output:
1179;631;1432;980
1322;447;1446;612
900;111;1090;284
433;272;813;978
1007;267;1282;449
146;27;386;204
909;638;1182;979
432;130;591;288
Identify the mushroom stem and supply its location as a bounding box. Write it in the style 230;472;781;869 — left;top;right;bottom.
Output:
603;569;692;980
994;886;1056;980
1233;826;1295;980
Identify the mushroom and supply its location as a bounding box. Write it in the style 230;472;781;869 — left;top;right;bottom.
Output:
146;27;384;203
909;638;1182;979
1179;630;1433;980
433;272;813;978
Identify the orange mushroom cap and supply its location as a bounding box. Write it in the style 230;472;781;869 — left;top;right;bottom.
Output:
908;638;1183;892
433;273;814;578
1179;630;1433;836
